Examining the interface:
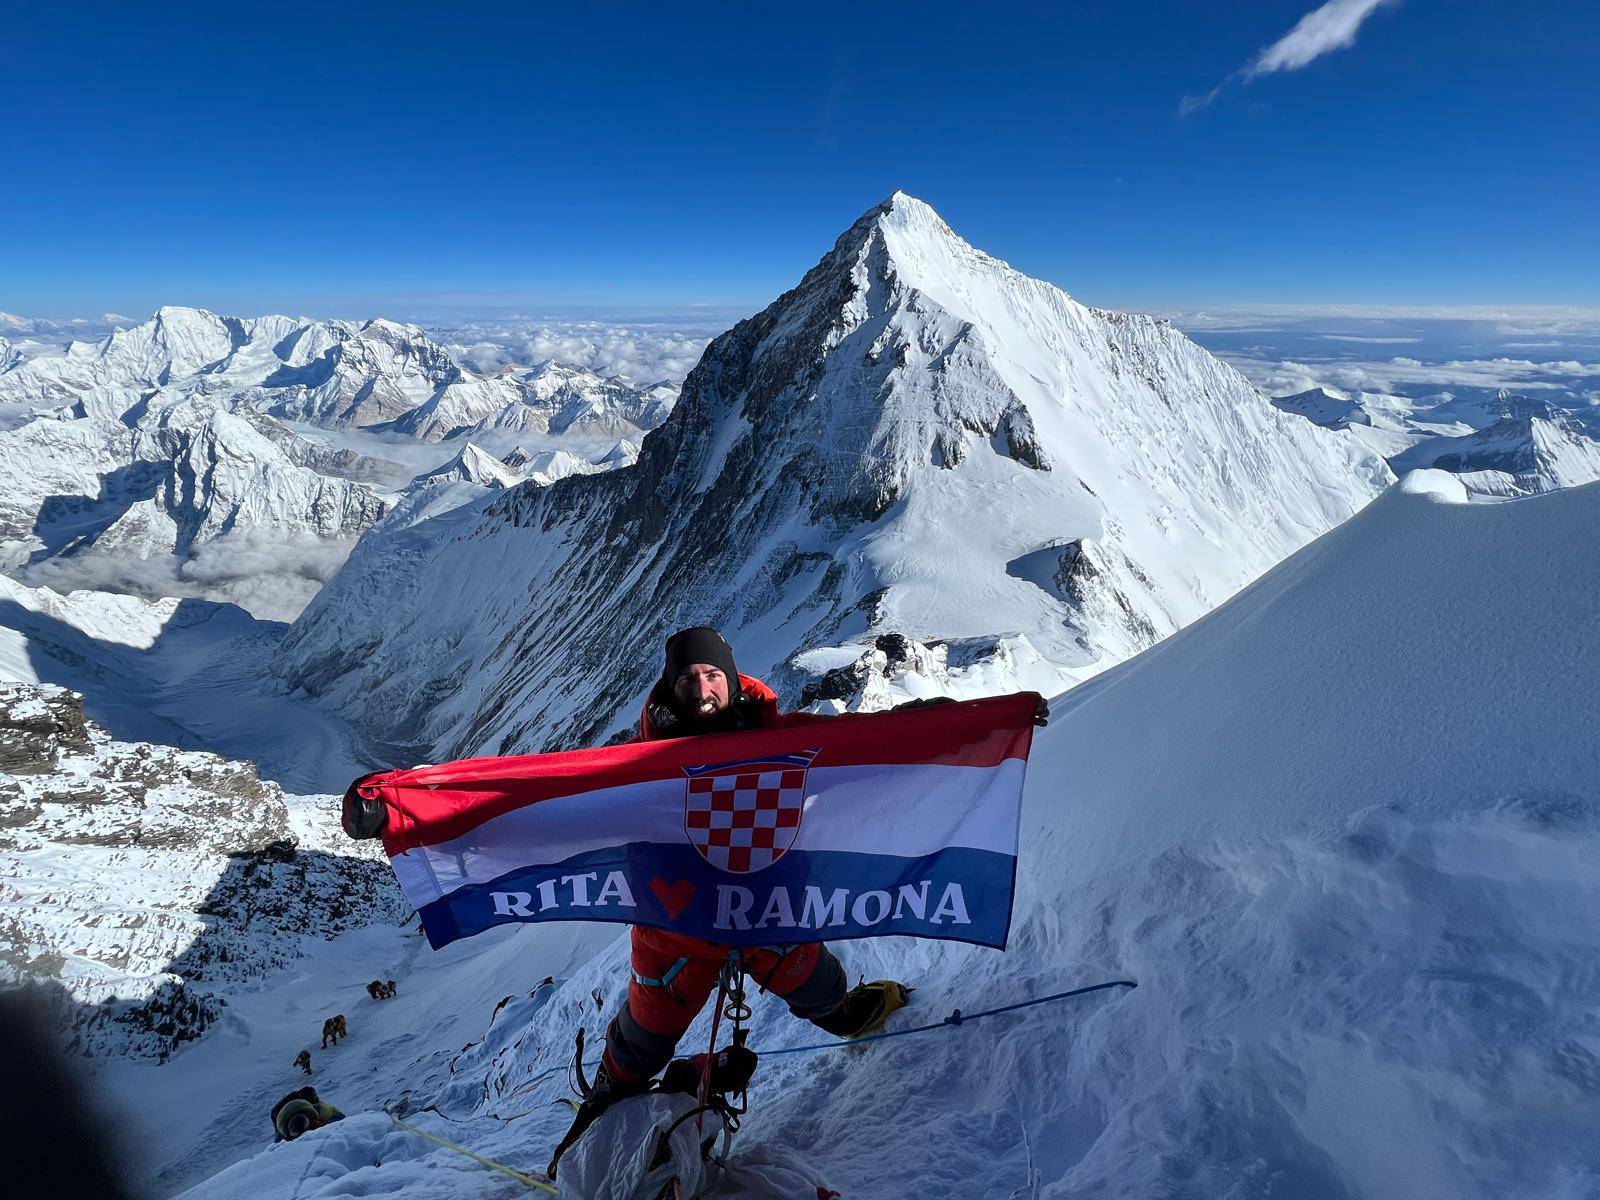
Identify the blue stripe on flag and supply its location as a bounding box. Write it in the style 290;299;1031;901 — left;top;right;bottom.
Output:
413;842;1016;951
682;750;818;775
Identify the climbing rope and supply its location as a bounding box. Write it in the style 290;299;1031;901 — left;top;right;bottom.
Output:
491;975;1138;1111
419;979;1139;1152
387;1110;558;1194
754;978;1138;1056
388;975;1137;1190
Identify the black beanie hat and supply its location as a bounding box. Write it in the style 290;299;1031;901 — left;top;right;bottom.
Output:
662;627;740;690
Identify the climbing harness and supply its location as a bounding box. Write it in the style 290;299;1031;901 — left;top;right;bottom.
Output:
548;953;756;1186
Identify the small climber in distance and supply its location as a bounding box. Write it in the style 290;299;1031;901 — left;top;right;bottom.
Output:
270;1087;344;1142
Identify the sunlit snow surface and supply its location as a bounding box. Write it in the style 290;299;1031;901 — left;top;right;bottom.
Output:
104;476;1600;1200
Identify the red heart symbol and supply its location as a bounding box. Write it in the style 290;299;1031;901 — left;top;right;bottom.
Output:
650;876;696;920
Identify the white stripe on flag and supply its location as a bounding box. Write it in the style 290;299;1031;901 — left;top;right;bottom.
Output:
391;758;1025;905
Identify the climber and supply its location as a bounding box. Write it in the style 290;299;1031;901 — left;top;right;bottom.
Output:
562;628;914;1160
270;1086;344;1142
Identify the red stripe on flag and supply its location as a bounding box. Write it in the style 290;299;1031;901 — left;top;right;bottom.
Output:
370;692;1038;856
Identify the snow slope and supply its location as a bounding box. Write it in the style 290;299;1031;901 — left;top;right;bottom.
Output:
275;193;1390;761
150;474;1599;1200
0;574;373;793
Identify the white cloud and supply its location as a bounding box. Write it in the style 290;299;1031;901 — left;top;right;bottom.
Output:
1166;305;1600;333
1245;0;1398;79
1222;353;1600;400
1182;0;1399;113
429;319;726;386
14;530;360;623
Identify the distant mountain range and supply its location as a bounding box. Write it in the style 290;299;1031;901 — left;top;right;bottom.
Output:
0;309;674;617
1272;385;1600;497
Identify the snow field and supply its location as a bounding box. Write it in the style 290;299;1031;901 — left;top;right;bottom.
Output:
161;479;1600;1198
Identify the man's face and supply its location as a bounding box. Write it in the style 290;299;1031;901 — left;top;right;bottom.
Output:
673;663;730;719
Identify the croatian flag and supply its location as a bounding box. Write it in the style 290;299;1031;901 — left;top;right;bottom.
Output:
359;692;1038;951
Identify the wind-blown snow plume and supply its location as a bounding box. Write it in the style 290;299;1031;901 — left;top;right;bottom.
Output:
1182;0;1399;114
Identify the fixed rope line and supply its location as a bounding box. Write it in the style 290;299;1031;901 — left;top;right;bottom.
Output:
382;979;1136;1192
428;978;1137;1129
387;1111;557;1194
487;976;1139;1116
754;978;1138;1056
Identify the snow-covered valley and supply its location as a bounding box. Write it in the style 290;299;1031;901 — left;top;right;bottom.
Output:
1;195;1597;1200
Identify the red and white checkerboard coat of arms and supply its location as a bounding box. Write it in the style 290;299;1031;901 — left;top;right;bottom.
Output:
683;750;819;873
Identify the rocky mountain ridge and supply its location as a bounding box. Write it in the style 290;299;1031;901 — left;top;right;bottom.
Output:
0;681;407;1059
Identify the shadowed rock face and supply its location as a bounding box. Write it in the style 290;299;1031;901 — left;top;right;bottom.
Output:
0;682;90;773
0;682;407;1059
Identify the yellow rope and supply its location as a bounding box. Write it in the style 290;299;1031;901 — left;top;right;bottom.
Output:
387;1112;558;1194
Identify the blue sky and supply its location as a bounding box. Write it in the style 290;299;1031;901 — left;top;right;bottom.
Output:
3;1;1596;319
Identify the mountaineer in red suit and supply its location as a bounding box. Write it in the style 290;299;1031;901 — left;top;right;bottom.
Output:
595;627;908;1096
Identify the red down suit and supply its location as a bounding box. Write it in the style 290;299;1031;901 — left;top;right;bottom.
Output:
600;675;848;1084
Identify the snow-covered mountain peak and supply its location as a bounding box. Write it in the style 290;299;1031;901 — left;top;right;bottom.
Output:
862;189;961;247
414;441;522;489
835;189;1057;325
63;305;243;378
520;357;605;390
276;196;1388;757
358;316;425;339
1390;395;1600;497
